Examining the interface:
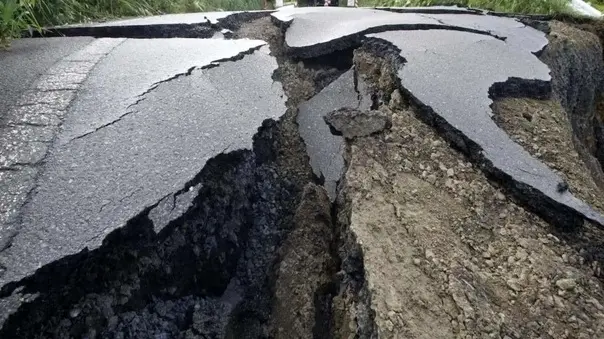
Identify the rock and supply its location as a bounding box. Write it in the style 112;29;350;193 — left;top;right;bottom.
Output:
324;107;392;139
556;278;577;291
389;89;403;109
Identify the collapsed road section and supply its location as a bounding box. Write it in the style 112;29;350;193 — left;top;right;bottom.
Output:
2;6;604;339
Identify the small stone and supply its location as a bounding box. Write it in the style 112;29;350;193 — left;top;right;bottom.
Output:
324;108;391;139
496;192;506;201
413;258;421;266
515;248;528;262
556;278;577;291
446;168;455;177
425;249;435;260
544;295;554;308
69;308;81;318
427;174;437;185
586;298;604;311
507;279;522;292
389;89;403;109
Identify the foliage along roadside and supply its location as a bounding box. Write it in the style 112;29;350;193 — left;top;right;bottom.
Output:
358;0;572;15
0;0;600;48
1;0;41;48
0;0;264;48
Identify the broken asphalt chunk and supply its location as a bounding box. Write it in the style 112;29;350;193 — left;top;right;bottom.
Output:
324;107;391;139
365;29;604;228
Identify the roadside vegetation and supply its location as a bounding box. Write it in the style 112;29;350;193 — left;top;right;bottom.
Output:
0;0;600;48
359;0;572;15
0;0;263;48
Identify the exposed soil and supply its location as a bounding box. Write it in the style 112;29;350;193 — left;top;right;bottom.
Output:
4;11;604;339
338;48;604;338
492;98;604;211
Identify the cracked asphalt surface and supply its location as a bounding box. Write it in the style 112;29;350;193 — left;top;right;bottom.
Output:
1;39;284;289
2;5;604;336
0;37;93;119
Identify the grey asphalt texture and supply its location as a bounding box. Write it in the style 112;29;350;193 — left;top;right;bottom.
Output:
3;6;604;328
298;69;372;199
367;29;604;226
57;38;267;145
272;7;548;58
0;39;284;289
0;37;93;120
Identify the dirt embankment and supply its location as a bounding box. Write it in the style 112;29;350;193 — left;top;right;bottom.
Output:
4;13;604;339
319;18;604;338
331;39;604;338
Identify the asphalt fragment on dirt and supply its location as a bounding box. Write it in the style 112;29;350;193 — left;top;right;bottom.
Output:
2;6;604;339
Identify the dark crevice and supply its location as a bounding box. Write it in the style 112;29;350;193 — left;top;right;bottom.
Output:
361;36;595;230
286;23;506;59
35;11;274;39
36;24;217;39
0;14;331;339
312;281;337;339
374;6;484;15
0;113;309;337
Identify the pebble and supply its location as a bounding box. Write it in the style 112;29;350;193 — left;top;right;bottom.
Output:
554;296;565;309
556;278;577;290
69;308;81;318
447;168;455;177
515;248;528;262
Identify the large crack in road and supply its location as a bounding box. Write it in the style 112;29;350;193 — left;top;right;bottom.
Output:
3;6;604;339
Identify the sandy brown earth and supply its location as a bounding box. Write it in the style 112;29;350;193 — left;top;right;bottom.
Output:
332;40;604;338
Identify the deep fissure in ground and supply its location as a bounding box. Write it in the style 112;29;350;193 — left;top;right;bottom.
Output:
5;12;604;339
0;16;378;339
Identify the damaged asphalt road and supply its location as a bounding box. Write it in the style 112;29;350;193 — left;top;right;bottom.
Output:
2;5;604;338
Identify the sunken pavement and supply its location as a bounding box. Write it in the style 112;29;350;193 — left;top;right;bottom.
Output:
2;5;604;338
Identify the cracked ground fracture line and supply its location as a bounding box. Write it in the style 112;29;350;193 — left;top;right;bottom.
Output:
66;44;267;144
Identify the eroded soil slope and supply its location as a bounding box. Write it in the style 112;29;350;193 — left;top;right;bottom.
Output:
3;8;604;339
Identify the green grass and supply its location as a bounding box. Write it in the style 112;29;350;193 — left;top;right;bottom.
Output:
1;0;41;48
591;0;604;12
32;0;265;26
0;0;263;48
359;0;572;15
0;0;598;48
